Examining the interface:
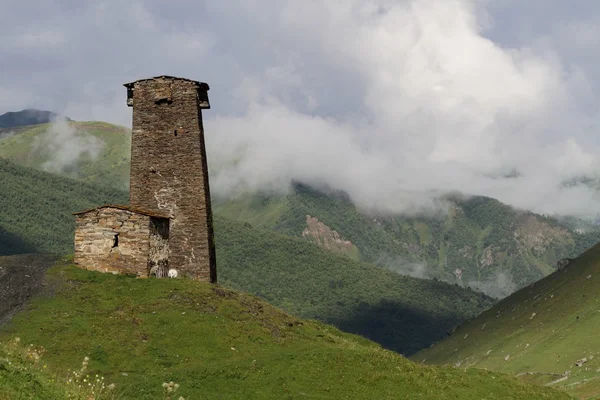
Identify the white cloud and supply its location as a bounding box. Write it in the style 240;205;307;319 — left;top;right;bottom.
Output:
3;0;600;217
31;117;104;174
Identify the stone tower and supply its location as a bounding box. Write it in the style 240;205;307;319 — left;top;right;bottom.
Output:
123;76;216;282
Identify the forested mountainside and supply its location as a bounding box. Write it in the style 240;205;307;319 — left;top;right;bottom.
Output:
0;109;65;129
0;159;492;355
2;119;599;298
216;184;600;298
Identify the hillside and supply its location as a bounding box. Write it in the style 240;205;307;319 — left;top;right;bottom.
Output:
1;119;598;298
413;242;600;399
1;337;95;400
0;109;65;129
0;158;127;256
0;120;130;189
216;184;600;298
0;159;492;355
0;260;570;400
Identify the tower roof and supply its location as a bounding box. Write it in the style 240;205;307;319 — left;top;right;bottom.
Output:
123;75;209;91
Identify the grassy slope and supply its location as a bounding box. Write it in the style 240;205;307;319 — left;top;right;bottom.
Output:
0;337;109;400
0;159;492;355
0;121;130;189
412;242;600;399
0;340;76;400
0;158;127;256
0;261;570;400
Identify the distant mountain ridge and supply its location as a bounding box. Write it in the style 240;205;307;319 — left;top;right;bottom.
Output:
0;109;70;129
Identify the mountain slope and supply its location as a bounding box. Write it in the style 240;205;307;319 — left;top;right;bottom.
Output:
216;184;600;297
2;119;598;298
0;159;492;355
216;217;493;355
413;242;600;399
0;158;127;255
0;120;130;189
0;109;65;129
0;260;570;400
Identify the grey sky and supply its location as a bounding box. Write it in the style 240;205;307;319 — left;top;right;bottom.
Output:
3;1;600;217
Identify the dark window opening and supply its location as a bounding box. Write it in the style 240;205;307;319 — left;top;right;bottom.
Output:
126;87;133;107
155;97;172;105
112;233;119;248
174;129;178;137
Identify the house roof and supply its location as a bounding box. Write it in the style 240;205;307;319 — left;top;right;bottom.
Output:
123;75;210;90
73;204;170;219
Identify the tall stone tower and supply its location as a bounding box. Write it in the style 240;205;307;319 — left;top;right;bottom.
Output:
123;76;216;282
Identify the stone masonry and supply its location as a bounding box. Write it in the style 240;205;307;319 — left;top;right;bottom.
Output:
73;205;169;277
124;76;216;282
73;74;216;282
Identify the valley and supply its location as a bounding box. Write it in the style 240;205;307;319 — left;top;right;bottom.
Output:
1;112;598;398
2;119;599;298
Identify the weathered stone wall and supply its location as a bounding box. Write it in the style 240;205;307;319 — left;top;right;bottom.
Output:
74;207;156;277
127;76;216;282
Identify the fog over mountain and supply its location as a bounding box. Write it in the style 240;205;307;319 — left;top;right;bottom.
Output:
3;1;600;217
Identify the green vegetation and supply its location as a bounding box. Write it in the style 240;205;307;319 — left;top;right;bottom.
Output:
0;158;127;256
0;159;491;355
0;121;130;189
2;119;598;297
216;184;600;297
216;217;493;355
0;337;116;400
413;242;600;399
0;261;571;400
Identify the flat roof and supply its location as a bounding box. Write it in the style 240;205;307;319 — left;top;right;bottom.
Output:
73;204;170;219
123;75;209;90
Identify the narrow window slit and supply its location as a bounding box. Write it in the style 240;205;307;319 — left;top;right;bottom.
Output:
112;233;119;248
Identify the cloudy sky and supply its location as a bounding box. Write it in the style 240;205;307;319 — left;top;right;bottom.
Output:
3;0;600;217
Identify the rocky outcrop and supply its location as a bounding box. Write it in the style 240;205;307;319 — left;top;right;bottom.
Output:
514;215;572;254
480;246;494;268
302;215;356;256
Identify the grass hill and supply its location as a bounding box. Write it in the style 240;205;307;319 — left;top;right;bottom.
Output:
215;184;600;298
0;158;126;256
2;119;598;298
0;259;571;400
0;120;130;189
0;159;492;355
412;242;600;399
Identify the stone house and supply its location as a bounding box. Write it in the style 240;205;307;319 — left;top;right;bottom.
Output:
73;205;169;277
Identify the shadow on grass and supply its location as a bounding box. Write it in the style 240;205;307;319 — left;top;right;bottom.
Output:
0;226;38;256
0;253;59;325
328;299;460;356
